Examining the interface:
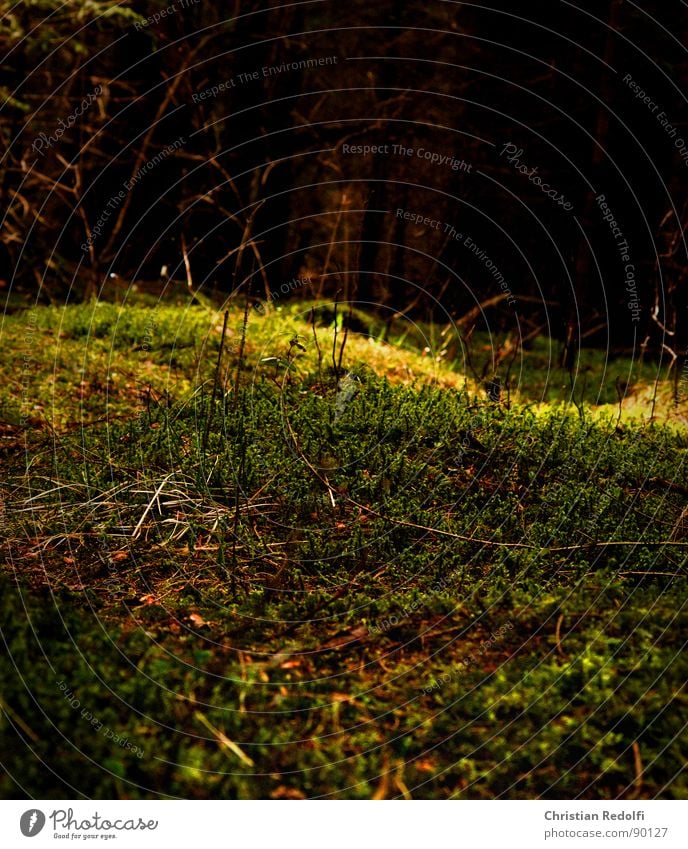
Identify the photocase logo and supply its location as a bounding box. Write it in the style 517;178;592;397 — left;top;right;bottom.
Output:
20;809;46;837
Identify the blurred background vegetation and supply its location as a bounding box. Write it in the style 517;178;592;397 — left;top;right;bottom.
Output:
1;1;687;366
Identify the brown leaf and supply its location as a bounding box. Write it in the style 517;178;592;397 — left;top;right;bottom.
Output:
189;612;208;627
271;786;306;800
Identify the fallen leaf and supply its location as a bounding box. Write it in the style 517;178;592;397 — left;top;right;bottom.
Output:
189;612;208;627
271;786;306;800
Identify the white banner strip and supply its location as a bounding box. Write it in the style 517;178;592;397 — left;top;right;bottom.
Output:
1;800;687;849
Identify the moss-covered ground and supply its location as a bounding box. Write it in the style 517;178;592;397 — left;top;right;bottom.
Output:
1;296;686;798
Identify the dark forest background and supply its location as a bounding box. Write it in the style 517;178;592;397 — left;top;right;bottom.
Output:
2;0;687;362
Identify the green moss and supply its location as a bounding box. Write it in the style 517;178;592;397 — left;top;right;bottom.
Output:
1;301;687;798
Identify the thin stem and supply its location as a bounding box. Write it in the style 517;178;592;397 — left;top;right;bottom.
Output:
332;289;342;383
234;280;251;407
203;310;229;452
311;307;323;384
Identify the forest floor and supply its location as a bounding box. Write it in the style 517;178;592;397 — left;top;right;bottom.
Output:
1;296;687;799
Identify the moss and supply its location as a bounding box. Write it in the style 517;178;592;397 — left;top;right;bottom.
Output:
1;300;686;798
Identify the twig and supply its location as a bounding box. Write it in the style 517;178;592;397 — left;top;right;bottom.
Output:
181;232;194;296
194;711;254;766
555;614;567;660
394;761;412;800
618;571;683;577
630;741;643;799
372;757;391;800
0;695;40;742
132;473;175;540
456;293;517;328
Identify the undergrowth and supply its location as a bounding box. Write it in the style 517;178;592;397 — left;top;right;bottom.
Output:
0;301;686;799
